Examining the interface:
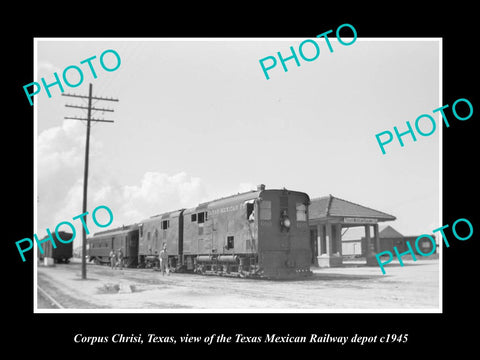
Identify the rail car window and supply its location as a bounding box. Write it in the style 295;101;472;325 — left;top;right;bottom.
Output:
191;213;197;222
162;220;170;230
296;203;307;221
198;212;205;224
226;236;234;249
259;200;271;220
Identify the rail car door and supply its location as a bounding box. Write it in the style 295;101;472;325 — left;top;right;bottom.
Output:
208;217;217;253
204;214;214;252
128;232;139;266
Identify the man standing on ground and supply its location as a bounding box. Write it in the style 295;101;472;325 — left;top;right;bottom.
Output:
116;248;124;270
159;243;169;276
109;249;116;269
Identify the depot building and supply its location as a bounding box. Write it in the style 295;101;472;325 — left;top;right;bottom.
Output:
308;195;396;267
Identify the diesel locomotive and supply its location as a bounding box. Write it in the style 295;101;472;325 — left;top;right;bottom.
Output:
87;185;312;279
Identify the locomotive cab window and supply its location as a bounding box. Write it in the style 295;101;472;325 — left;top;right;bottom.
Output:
246;201;254;221
226;236;234;250
259;200;271;220
296;203;307;221
191;213;197;222
198;212;205;224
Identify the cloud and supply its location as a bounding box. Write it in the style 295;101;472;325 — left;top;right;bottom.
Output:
36;121;208;244
121;171;208;220
38;61;61;75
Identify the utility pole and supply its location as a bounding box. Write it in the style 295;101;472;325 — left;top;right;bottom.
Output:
62;83;118;279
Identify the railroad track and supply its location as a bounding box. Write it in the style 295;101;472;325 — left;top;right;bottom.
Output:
37;285;64;309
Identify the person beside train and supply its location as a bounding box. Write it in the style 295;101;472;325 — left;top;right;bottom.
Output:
109;249;116;269
159;243;169;276
248;209;255;222
115;248;124;270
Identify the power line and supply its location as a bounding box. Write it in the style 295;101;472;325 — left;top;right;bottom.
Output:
62;83;118;280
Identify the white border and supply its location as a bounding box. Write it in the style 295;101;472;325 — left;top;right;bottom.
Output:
33;37;443;314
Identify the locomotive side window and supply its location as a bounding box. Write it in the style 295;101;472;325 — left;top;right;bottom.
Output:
259;200;271;220
162;220;170;230
296;203;307;221
191;213;197;222
226;236;234;249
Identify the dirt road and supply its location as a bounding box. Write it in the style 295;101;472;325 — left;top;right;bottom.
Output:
36;259;440;311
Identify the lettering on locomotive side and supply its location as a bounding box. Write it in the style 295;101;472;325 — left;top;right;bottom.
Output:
210;204;241;215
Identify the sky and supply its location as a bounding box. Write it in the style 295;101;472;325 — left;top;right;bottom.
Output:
35;38;441;246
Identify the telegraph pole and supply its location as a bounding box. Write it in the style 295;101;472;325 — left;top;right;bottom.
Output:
62;83;118;279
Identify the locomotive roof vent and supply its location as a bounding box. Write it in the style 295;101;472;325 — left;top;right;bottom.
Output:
257;184;266;191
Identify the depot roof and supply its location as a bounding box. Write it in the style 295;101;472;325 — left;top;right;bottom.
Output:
309;195;396;221
378;225;404;237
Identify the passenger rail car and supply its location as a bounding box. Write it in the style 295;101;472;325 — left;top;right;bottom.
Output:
87;225;139;267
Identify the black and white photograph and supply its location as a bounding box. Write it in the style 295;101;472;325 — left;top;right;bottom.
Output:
6;6;478;355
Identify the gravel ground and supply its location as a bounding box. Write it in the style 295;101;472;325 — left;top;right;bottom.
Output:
36;258;440;312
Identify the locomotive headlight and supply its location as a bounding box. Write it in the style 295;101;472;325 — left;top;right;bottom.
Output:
280;210;291;232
